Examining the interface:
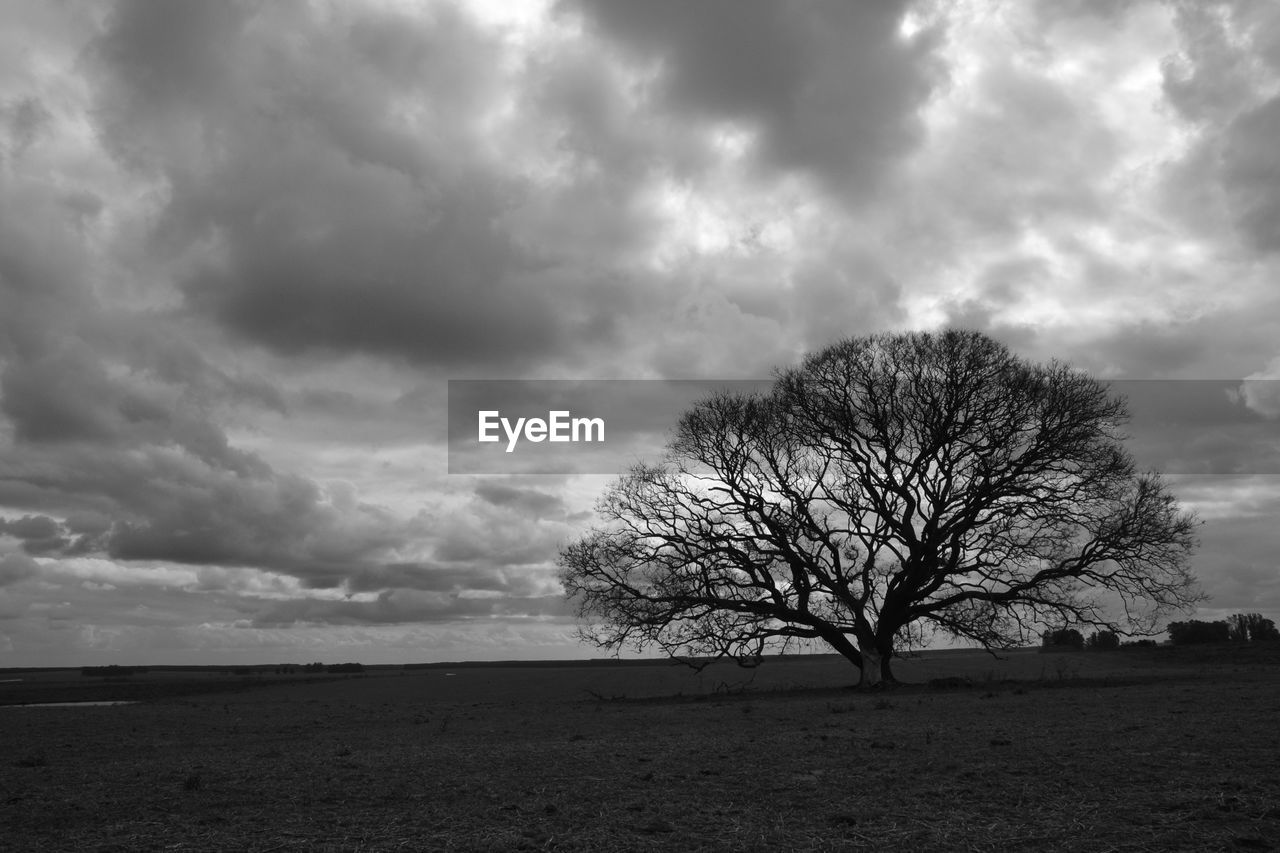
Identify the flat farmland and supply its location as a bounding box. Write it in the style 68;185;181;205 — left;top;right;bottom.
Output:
2;647;1278;852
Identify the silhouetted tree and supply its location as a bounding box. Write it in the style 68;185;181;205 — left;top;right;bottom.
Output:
1168;619;1230;644
560;331;1203;686
1042;628;1085;650
1228;612;1279;643
1087;630;1120;650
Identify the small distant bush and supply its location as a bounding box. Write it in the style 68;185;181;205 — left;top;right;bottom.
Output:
1041;628;1084;650
1167;620;1230;645
1122;639;1157;649
1087;630;1119;651
303;662;326;673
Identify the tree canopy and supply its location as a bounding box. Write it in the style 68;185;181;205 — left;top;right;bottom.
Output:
559;330;1203;685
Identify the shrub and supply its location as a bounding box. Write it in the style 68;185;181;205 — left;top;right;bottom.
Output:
1167;619;1230;645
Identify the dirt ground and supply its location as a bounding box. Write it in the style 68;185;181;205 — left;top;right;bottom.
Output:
1;647;1278;851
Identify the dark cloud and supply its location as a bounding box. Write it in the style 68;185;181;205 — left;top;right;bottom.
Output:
1180;488;1280;617
1031;0;1144;25
1115;381;1280;475
3;345;149;444
0;340;419;584
1223;96;1280;253
1162;9;1248;122
1059;304;1280;380
91;0;244;119
1;341;270;479
0;194;92;363
0;514;69;555
1159;3;1280;256
0;514;60;540
791;255;903;354
1065;322;1213;379
1;96;51;158
251;589;567;628
473;483;567;520
560;0;941;197
0;2;460;597
125;327;286;415
432;535;552;568
86;0;616;372
0;552;39;587
1161;1;1278;124
344;563;528;595
103;467;407;582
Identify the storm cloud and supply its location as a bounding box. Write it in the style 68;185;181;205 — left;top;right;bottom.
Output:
2;0;1279;664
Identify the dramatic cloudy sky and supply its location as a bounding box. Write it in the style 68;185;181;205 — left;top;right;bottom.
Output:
2;0;1280;666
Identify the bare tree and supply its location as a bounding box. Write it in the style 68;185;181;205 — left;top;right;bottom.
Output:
559;331;1204;686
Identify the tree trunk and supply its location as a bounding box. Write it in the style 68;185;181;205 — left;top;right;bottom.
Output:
879;651;896;685
872;622;898;685
859;648;882;687
819;630;867;687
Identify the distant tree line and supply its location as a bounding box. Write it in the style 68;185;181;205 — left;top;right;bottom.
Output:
1039;628;1120;651
81;665;148;678
296;662;365;674
80;662;370;677
1168;613;1279;645
326;662;365;674
1042;613;1279;649
226;662;366;675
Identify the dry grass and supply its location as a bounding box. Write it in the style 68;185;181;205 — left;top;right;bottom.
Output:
1;647;1278;851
